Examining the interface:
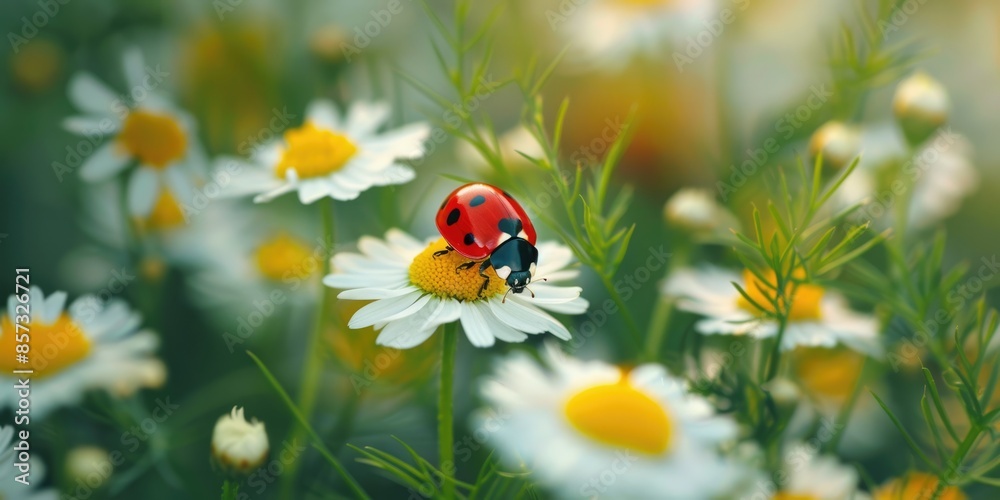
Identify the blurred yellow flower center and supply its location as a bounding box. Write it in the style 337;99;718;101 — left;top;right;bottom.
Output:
408;238;505;302
736;269;824;320
773;494;819;500
874;472;966;500
276;122;358;179
564;375;672;455
794;348;864;404
142;189;186;230
255;233;314;281
0;314;91;378
118;110;187;168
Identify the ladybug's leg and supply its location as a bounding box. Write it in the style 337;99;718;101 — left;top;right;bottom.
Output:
433;245;455;259
455;261;476;273
477;259;492;298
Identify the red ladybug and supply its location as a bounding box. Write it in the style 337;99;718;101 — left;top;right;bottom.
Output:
435;183;539;298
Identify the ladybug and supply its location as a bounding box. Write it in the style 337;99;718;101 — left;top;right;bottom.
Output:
435;183;539;298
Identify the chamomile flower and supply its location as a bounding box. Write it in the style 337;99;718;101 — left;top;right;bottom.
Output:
662;266;882;355
766;442;867;499
322;229;587;348
0;426;57;500
837;124;977;231
476;345;750;499
63;48;204;219
185;201;323;313
0;287;166;419
873;472;966;500
559;0;718;71
221;99;430;204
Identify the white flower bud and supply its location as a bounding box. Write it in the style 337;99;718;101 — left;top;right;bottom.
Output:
664;188;722;231
809;121;860;170
893;72;949;146
211;407;269;475
65;446;114;490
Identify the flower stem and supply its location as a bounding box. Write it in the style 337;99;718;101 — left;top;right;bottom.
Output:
283;197;335;497
762;316;789;382
599;275;643;355
438;323;458;499
643;240;689;362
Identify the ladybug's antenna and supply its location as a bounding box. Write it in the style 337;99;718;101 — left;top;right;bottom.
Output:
502;288;514;304
524;286;536;298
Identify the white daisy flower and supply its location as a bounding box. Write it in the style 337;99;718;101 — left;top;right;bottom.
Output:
559;0;718;71
0;287;166;419
662;266;882;355
0;426;58;500
322;229;587;348
476;344;751;499
837;125;977;231
63;47;205;219
186;201;323;312
211;406;269;475
663;187;738;236
754;442;867;499
221;99;430;204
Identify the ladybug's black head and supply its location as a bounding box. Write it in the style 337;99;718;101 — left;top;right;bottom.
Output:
490;238;539;295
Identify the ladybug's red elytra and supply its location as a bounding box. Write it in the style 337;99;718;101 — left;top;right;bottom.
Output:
434;183;539;299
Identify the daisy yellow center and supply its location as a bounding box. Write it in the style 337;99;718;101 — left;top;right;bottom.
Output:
736;269;824;320
143;189;186;230
564;375;672;455
118;110;187;168
0;314;91;378
255;233;315;281
408;238;505;302
275;122;358;179
793;348;864;404
773;494;819;500
874;472;966;500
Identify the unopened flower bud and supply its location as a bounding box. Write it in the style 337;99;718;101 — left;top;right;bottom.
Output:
809;121;860;170
65;446;114;490
664;188;722;232
893;72;949;146
211;407;269;475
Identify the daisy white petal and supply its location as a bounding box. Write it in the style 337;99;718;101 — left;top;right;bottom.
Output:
79;142;132;181
126;167;160;217
67;72;117;115
326;230;586;348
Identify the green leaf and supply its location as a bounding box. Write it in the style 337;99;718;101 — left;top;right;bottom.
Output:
870;391;940;473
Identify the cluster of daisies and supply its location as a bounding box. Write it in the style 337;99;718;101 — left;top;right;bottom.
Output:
15;2;979;496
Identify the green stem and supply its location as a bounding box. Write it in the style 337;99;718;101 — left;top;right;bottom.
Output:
438;323;458;499
643;240;690;362
283;197;336;498
599;275;643;356
221;480;238;500
762;316;789;382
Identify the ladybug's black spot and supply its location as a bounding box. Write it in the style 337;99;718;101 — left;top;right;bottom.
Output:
446;208;461;226
469;195;486;207
463;233;475;245
497;218;523;237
